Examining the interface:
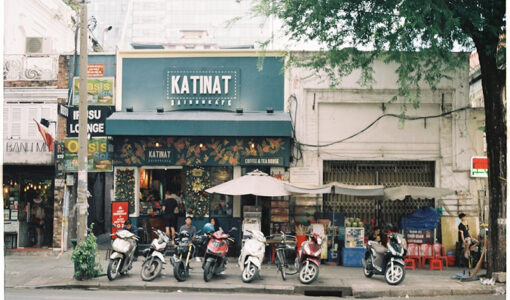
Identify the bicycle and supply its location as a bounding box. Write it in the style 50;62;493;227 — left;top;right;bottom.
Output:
272;231;298;280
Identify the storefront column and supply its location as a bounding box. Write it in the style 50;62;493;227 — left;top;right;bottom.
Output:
52;177;66;249
233;166;241;218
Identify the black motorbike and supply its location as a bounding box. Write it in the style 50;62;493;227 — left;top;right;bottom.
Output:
362;231;406;285
170;230;198;281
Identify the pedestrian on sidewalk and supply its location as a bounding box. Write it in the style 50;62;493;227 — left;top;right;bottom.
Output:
162;190;178;242
458;213;479;258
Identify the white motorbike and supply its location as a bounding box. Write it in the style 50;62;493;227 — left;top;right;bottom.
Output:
107;229;139;281
140;228;169;281
238;229;266;283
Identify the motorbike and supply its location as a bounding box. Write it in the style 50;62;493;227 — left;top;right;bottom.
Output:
362;231;406;285
140;228;169;281
107;229;139;281
202;227;237;282
238;229;266;283
171;230;197;281
296;232;323;284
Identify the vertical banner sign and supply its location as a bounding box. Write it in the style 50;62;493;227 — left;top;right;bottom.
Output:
471;156;489;177
112;201;129;238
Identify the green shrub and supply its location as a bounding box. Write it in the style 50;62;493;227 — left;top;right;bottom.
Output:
71;224;102;280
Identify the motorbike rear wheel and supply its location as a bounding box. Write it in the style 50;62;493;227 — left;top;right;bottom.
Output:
299;262;319;284
107;258;122;281
203;260;214;282
241;261;258;283
174;261;188;282
384;263;405;285
140;257;163;281
363;257;374;278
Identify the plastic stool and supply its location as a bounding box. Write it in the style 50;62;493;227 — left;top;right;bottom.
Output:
404;258;416;270
429;258;443;270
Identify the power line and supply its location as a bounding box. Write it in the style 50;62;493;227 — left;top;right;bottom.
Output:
296;106;472;148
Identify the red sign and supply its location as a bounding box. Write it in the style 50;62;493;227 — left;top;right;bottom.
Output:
112;201;129;238
471;156;489;177
87;64;105;77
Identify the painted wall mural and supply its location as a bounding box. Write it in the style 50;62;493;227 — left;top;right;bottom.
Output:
112;136;289;167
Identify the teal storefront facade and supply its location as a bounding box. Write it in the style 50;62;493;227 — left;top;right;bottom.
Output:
106;51;292;245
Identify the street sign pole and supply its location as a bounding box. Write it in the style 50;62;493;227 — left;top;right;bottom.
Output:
77;0;89;244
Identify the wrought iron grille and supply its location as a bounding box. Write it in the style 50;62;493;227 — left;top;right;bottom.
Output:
323;161;435;227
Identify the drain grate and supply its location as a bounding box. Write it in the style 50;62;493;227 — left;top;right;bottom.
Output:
304;290;344;297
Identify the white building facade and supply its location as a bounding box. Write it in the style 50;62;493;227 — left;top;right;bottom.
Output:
3;0;75;249
285;54;482;231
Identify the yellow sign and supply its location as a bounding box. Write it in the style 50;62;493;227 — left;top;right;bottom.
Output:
64;137;112;172
72;77;114;106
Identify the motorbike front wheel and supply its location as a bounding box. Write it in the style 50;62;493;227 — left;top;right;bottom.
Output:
174;260;188;282
203;260;214;282
107;257;122;281
384;263;405;285
276;251;286;281
241;261;258;283
299;262;319;284
140;257;163;281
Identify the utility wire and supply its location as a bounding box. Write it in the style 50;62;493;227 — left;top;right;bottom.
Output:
296;106;472;148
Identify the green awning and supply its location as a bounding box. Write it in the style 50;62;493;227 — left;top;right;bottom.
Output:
105;111;292;137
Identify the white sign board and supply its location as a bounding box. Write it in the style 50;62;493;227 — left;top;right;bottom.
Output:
3;139;53;165
290;167;320;185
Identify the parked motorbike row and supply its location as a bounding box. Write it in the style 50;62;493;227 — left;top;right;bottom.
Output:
107;224;407;285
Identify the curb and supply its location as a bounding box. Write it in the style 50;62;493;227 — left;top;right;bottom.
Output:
352;285;501;298
9;282;503;298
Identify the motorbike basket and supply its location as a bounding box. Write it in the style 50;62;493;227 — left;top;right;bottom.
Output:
112;238;131;253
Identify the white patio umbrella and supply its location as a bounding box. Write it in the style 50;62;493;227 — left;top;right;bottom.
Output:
205;169;291;197
384;185;455;201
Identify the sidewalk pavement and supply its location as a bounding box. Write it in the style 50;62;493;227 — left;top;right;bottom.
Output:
5;250;505;298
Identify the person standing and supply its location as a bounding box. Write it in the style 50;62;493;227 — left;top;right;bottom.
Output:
162;190;178;241
458;213;479;258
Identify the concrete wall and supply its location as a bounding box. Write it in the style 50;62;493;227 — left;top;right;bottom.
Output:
285;54;479;215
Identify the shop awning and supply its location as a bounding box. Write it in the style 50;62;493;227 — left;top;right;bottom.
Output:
384;185;455;201
331;182;385;197
105;111;292;137
284;183;333;194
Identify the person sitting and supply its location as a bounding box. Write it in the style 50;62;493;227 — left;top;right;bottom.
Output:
368;226;384;245
122;219;138;236
179;216;197;238
210;217;223;233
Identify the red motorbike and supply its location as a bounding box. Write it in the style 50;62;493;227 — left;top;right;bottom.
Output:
297;232;323;284
202;228;237;282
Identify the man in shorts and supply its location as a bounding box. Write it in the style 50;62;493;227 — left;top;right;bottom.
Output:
162;190;178;242
458;213;479;258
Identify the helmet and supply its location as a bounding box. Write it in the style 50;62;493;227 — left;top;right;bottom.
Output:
203;223;215;234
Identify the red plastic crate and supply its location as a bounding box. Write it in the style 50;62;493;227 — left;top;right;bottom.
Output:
447;256;455;267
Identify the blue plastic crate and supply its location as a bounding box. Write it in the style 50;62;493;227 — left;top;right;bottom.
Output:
342;247;365;267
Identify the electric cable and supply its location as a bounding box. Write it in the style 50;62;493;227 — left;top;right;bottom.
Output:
295;106;472;148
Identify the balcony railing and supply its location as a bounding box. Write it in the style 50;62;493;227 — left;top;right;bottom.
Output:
4;54;59;81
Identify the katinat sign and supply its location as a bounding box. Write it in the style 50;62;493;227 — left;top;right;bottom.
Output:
166;67;239;110
471;156;488;178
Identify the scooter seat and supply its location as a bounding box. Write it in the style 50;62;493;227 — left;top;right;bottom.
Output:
372;242;387;254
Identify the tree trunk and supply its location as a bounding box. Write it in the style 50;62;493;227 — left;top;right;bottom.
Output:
476;49;506;276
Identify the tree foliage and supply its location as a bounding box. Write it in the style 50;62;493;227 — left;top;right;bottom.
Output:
251;0;506;275
253;0;504;101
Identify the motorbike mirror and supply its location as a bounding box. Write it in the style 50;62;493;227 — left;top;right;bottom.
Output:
229;227;238;233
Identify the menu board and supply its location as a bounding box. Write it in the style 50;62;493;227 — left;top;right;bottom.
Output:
112;201;129;238
345;227;365;248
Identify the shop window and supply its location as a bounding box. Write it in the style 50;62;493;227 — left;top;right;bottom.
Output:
209;167;233;217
